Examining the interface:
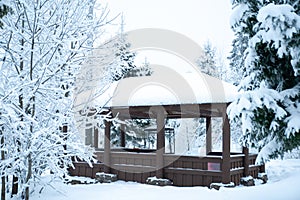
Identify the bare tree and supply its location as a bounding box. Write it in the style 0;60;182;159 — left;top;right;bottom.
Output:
0;0;114;199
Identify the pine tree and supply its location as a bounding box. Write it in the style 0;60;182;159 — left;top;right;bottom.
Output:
110;16;136;81
124;57;153;78
228;0;300;162
110;38;136;81
124;119;154;148
228;35;249;85
228;0;261;85
196;41;219;78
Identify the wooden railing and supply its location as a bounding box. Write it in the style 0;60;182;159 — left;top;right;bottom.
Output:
68;162;104;178
164;155;222;186
95;151;224;186
229;153;265;185
230;155;245;169
70;150;265;187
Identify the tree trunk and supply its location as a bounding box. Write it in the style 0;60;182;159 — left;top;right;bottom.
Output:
12;12;26;197
11;176;18;197
1;134;5;200
1;176;5;200
25;153;32;200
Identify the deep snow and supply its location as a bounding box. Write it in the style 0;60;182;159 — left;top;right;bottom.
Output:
31;159;300;200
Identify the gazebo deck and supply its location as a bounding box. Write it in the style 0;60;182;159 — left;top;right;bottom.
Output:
69;149;265;187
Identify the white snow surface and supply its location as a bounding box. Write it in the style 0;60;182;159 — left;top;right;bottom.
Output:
30;159;300;200
95;71;238;107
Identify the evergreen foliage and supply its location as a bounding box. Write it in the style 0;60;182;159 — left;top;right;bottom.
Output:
228;0;300;162
109;19;136;81
123;57;153;78
125;119;155;148
196;41;219;78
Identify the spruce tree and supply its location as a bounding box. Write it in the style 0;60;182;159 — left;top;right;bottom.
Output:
123;57;153;78
196;41;219;78
110;16;136;81
110;38;136;81
228;0;300;162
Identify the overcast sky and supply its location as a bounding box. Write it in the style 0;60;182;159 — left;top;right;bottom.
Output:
101;0;234;69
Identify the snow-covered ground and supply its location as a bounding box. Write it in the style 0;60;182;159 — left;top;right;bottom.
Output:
32;159;300;200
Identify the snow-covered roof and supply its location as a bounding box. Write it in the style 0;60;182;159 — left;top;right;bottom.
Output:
96;70;238;108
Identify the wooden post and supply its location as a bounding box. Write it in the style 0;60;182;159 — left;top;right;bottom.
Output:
222;111;231;184
120;123;126;148
155;108;165;178
94;126;99;149
260;163;266;173
104;120;111;173
206;117;212;155
243;146;249;177
85;127;93;146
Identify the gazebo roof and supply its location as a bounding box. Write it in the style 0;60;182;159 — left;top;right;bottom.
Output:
96;71;238;108
86;70;239;119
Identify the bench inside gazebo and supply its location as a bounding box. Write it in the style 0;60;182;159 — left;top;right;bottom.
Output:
70;71;265;187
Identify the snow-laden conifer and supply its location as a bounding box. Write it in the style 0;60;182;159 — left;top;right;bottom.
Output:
228;0;300;162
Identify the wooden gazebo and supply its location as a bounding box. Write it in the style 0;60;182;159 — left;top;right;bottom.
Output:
70;71;265;186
